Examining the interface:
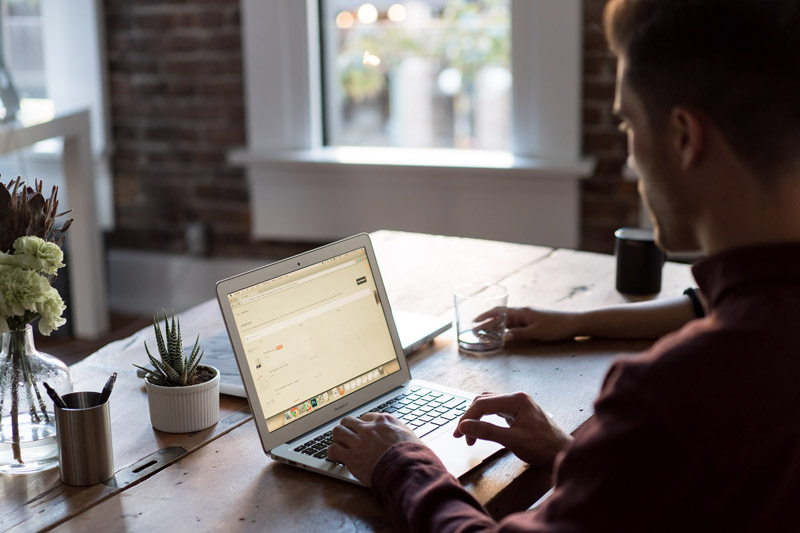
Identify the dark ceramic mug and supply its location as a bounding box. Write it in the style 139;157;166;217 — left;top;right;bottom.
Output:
614;227;666;295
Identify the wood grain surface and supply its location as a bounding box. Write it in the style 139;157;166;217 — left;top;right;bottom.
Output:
1;231;696;532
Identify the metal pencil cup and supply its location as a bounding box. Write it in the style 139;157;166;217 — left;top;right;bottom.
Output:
54;391;114;486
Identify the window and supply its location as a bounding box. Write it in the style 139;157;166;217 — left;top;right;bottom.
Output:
235;0;590;248
240;0;582;161
320;0;512;150
0;0;53;124
0;0;112;228
0;0;105;142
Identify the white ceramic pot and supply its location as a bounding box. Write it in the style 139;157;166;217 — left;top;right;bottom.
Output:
144;365;220;433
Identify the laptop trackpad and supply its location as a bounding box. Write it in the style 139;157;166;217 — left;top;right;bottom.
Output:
428;415;507;478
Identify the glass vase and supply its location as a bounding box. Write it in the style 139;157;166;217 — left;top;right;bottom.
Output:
0;325;73;474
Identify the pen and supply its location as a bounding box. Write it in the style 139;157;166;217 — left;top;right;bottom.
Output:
43;381;67;409
97;372;117;405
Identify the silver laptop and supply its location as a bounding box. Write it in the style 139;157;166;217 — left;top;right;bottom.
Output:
215;233;504;484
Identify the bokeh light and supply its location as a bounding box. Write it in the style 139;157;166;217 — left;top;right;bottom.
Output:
336;11;355;29
357;3;379;24
387;4;407;22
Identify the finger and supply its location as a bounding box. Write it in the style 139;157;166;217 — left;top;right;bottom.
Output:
474;307;503;322
455;392;497;440
461;394;521;425
326;442;351;463
454;394;525;438
331;423;357;448
454;393;496;438
457;419;509;446
473;316;503;332
339;415;365;432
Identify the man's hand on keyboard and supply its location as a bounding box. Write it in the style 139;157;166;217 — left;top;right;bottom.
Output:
454;392;573;473
327;413;421;487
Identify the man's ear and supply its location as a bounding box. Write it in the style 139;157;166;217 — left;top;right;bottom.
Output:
669;107;704;170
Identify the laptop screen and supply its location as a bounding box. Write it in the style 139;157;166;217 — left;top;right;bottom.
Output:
226;247;401;432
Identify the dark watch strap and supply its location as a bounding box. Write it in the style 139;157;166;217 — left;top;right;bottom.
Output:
683;287;705;318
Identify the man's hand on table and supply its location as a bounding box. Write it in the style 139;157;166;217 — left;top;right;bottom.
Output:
454;392;573;472
327;413;422;487
484;306;580;343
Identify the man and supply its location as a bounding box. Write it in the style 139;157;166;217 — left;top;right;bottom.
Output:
327;1;800;530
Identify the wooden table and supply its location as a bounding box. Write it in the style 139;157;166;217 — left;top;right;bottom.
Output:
0;231;695;532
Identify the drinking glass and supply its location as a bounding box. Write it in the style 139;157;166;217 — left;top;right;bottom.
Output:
454;283;508;353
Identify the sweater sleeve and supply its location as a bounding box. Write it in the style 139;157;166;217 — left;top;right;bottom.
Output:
370;441;498;533
370;442;566;533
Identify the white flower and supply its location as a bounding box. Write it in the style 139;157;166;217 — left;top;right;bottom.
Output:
0;264;66;335
13;236;65;274
36;291;67;336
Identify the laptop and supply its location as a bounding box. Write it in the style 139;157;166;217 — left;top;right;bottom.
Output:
183;311;452;398
215;233;505;485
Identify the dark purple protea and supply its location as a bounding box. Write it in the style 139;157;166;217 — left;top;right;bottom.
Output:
0;177;72;254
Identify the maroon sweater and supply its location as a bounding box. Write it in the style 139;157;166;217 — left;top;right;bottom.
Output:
371;244;800;532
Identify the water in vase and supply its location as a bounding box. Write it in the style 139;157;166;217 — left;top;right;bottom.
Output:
0;416;59;473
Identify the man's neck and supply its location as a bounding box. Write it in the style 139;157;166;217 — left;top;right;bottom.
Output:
699;168;800;255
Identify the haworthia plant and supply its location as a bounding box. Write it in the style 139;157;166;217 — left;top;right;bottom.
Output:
134;311;204;387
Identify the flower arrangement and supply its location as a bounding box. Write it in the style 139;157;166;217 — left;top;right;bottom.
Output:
0;236;67;334
0;177;72;334
0;177;73;473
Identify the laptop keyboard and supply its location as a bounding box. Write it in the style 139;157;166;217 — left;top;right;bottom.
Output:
292;386;470;462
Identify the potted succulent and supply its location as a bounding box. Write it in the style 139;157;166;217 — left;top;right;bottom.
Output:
134;311;219;433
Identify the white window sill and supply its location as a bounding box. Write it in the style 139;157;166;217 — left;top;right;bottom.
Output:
229;146;593;248
229;146;594;180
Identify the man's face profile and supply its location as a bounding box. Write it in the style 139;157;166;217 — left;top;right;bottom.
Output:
613;60;699;254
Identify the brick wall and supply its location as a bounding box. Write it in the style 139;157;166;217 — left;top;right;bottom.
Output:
580;0;639;253
104;0;635;256
104;0;254;256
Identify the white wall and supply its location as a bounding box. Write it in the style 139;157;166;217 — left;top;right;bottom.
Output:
235;152;588;248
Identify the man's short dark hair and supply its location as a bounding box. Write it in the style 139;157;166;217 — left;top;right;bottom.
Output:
604;0;800;180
